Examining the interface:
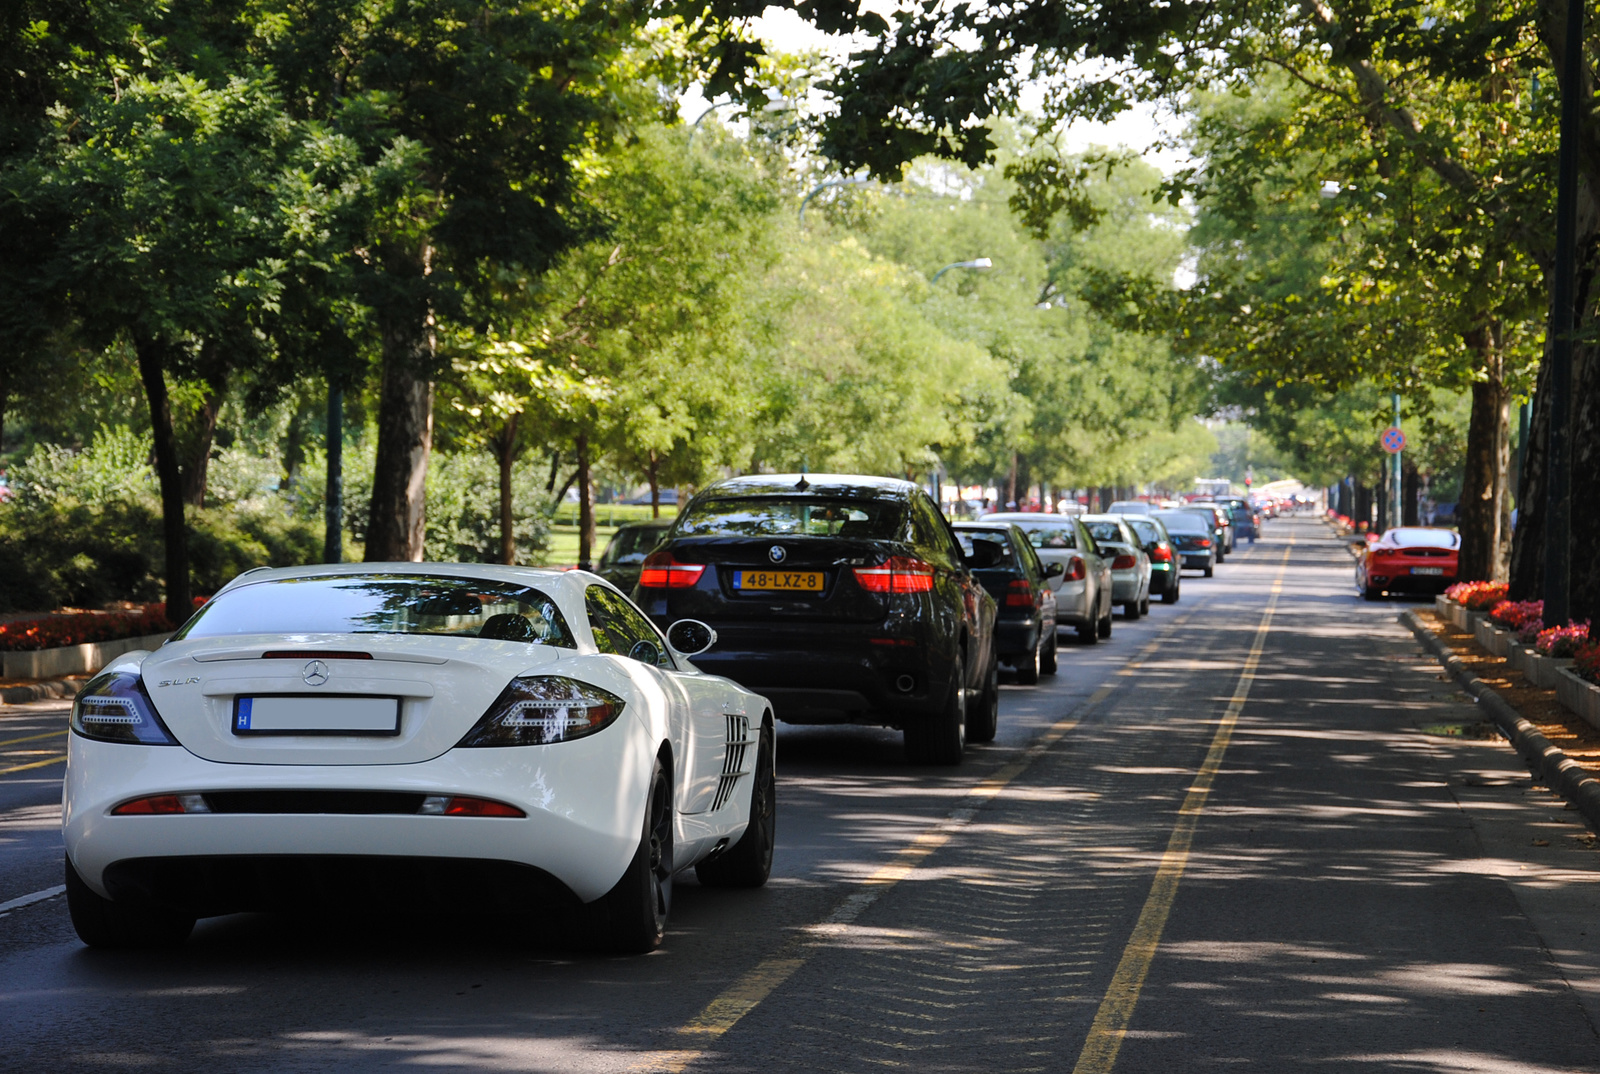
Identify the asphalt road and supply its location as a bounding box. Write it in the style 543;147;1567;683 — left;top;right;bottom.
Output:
3;516;1599;1072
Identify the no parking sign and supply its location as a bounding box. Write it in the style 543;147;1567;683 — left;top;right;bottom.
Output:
1380;426;1406;453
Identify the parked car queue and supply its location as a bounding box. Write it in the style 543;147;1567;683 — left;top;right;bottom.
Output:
601;478;1263;767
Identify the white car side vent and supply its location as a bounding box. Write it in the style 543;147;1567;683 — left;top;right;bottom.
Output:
711;714;755;811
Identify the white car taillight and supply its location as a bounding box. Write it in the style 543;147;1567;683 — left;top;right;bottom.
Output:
456;676;626;747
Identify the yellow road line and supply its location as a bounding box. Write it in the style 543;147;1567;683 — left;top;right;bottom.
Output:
637;600;1210;1074
1071;535;1295;1074
0;729;68;750
0;753;67;776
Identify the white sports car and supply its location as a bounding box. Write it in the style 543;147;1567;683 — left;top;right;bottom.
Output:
63;563;775;953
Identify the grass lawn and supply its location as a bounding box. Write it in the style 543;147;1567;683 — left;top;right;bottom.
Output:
542;503;677;566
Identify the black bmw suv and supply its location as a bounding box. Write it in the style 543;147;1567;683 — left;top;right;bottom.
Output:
633;475;998;765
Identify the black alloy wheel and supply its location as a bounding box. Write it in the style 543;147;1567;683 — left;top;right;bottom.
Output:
1097;605;1113;639
1076;616;1099;644
590;756;673;952
1139;594;1151;616
1163;578;1180;603
1015;635;1042;685
65;857;195;949
1203;560;1215;577
905;654;966;765
696;720;775;888
968;655;1000;743
1040;628;1059;675
1122;600;1141;621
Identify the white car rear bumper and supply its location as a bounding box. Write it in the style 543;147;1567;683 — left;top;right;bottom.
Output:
63;725;653;904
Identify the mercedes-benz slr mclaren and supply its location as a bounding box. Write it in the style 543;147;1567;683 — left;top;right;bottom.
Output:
63;564;774;953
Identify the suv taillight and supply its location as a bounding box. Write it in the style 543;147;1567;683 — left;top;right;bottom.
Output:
638;550;705;588
853;556;936;593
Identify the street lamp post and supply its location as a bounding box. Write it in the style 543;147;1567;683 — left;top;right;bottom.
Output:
798;175;873;226
930;257;993;284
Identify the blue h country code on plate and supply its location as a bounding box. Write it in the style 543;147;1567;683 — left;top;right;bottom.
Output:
233;696;400;735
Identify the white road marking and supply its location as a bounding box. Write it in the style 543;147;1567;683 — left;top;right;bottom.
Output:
0;884;66;918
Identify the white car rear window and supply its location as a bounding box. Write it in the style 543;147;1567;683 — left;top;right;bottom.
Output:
174;575;576;646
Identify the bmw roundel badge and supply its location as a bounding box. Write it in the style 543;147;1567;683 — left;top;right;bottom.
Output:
768;545;787;564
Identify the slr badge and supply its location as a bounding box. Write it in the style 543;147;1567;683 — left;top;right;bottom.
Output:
302;660;330;687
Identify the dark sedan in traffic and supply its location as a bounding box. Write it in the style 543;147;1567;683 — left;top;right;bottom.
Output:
954;522;1061;684
634;475;999;764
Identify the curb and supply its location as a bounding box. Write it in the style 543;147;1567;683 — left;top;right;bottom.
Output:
0;678;79;705
1401;609;1600;834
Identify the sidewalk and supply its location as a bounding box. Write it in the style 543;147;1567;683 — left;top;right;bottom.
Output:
0;675;84;706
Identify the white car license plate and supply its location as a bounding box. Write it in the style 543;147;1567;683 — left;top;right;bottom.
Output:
233;696;401;736
1411;566;1445;576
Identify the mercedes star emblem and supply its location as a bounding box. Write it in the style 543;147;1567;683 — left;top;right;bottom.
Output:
302;660;330;687
768;545;787;564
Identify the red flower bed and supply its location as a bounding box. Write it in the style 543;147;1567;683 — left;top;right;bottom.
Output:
1446;581;1510;611
1489;599;1542;630
0;603;180;652
1575;642;1600;685
1535;621;1590;658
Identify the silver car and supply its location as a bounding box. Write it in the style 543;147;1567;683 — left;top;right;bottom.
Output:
981;513;1114;643
1081;515;1154;619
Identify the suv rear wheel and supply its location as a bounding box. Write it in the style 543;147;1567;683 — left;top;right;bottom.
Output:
905;654;966;765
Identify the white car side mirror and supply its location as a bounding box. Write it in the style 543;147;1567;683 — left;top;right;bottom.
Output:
666;619;718;657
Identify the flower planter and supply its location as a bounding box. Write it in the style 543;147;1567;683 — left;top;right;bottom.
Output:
0;632;171;680
1435;595;1453;621
1554;667;1600;732
1474;618;1511;657
1524;651;1575;690
1506;643;1537;674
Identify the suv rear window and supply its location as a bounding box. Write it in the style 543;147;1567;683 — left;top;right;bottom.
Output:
675;497;907;539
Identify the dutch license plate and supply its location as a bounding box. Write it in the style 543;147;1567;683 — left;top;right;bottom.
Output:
234;696;401;736
1411;566;1445;576
733;569;824;592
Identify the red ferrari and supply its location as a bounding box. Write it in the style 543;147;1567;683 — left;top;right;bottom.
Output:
1355;527;1460;600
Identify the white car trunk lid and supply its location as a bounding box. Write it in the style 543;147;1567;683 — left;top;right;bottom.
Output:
139;634;566;765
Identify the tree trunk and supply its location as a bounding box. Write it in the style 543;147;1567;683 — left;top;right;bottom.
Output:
576;432;595;570
1376;468;1390;533
494;414;520;565
1006;453;1017;509
366;317;435;562
178;358;226;508
324;383;343;564
648;451;661;519
1354;480;1372;530
134;337;192;624
1457;323;1511;582
1568;336;1600;622
1402;458;1420;526
545;451;561;494
1509;348;1552;598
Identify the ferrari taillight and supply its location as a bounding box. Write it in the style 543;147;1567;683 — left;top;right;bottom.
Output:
854;556;936;593
638;550;705;588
